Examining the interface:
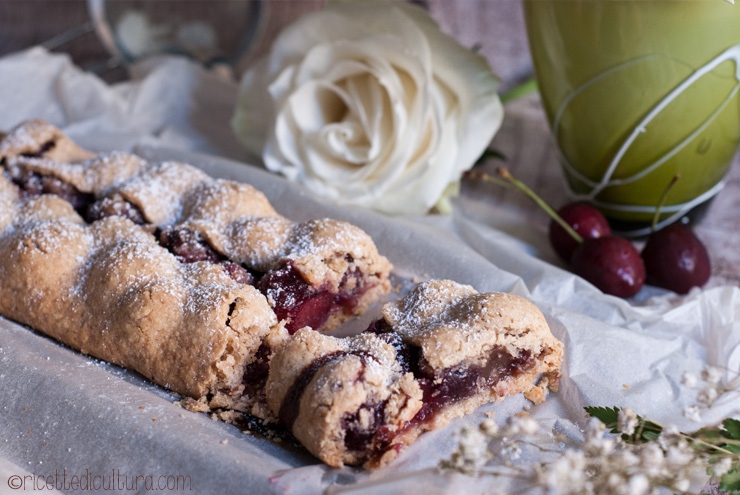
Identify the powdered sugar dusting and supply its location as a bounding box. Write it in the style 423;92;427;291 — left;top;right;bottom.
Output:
119;161;209;225
0;119;53;156
383;280;478;338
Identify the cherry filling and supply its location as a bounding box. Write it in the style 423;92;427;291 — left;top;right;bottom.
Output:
4;166;145;225
354;320;538;457
258;260;372;334
242;342;271;396
86;196;145;224
157;227;256;285
9;169;93;215
411;347;534;424
342;401;387;452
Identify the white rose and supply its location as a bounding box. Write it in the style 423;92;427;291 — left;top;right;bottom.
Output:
232;1;503;215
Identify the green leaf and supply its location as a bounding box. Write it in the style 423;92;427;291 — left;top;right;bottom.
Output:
584;406;620;432
719;467;740;493
722;418;740;441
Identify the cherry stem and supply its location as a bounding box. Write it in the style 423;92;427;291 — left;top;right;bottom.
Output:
465;168;584;244
651;174;681;232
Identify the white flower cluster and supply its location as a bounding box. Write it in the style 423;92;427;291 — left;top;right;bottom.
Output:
681;365;740;423
441;412;720;495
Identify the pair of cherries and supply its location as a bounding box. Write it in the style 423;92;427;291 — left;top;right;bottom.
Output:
549;202;711;297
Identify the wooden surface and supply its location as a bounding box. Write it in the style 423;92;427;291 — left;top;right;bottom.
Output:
1;0;738;290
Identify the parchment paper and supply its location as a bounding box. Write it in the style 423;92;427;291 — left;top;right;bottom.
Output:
0;48;738;495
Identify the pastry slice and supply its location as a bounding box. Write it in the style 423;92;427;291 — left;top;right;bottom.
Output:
266;280;563;468
265;328;423;468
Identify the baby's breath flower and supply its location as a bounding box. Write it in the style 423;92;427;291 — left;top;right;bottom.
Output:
500;438;523;460
618;407;639;436
479;418;499;436
445;425;490;473
627;473;649;495
613;448;640;470
665;443;695;467
680;371;698;388
700;366;722;385
584;417;606;439
537;450;587;492
671;477;691;493
506;414;539;436
697;386;719;406
683;405;702;422
710;457;733;477
638;443;666;478
584;418;615;457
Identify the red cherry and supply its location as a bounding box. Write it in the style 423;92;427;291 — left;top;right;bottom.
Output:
641;224;710;294
549;202;612;262
571;236;645;298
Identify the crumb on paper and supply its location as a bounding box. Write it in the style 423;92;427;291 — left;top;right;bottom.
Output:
220;439;228;445
178;396;211;413
524;382;548;405
623;384;631;389
485;410;495;419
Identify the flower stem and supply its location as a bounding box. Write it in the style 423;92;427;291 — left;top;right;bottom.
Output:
500;77;538;104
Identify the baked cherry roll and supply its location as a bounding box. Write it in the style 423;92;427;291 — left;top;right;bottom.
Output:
266;280;563;468
0;172;288;417
1;120;393;334
369;280;563;430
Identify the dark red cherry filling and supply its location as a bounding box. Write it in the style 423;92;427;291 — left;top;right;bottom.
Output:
242;342;272;396
258;260;372;334
353;320;538;459
411;347;534;425
4;166;146;225
157;227;256;285
10;169;93;215
342;401;387;452
86;196;146;224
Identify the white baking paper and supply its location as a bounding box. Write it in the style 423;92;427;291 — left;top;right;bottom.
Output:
0;48;738;495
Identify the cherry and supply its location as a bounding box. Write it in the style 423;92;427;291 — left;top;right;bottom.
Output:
466;167;645;298
641;223;710;294
571;236;646;298
549;202;611;262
